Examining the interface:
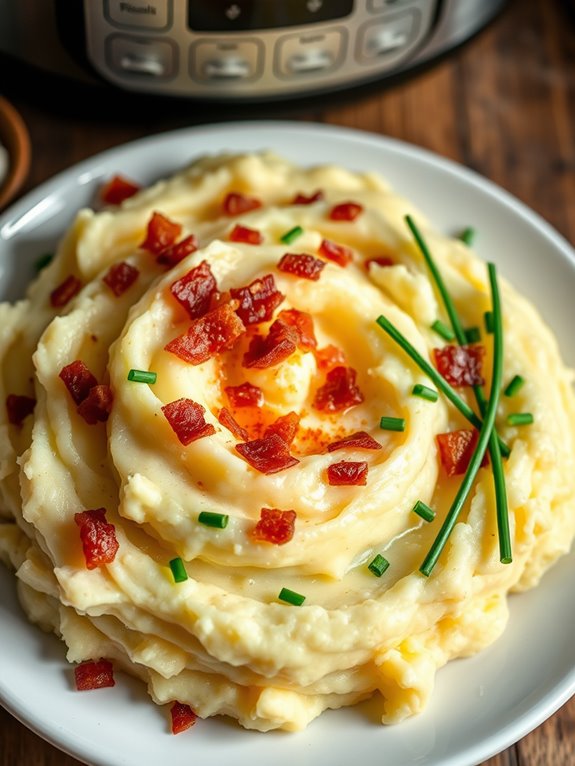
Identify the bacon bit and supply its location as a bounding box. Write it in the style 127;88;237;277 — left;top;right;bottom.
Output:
277;252;326;281
235;433;299;474
243;320;299;369
162;398;216;445
230;274;284;326
165;303;246;365
264;411;300;445
218;407;249;441
59;360;98;405
50;275;82;308
6;394;36;426
225;381;263;408
277;308;317;350
251;508;296;545
329;202;363;221
102;261;139;296
433;344;485;387
77;384;113;424
292;190;324;205
74;659;115;691
436;429;488;476
157;234;198;268
314;344;346;372
170;702;198;734
100;175;140;205
319;238;353;267
229;224;263;245
313;366;364;413
327;460;368;486
222;191;262;216
366;256;394;269
74;508;119;569
140;212;182;255
170;260;218;319
327;431;382;452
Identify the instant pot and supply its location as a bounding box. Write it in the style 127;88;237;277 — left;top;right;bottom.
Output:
0;0;507;101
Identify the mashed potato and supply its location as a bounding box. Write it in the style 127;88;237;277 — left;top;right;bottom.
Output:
0;152;574;732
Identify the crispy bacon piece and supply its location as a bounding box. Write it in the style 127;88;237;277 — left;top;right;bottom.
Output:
140;212;182;255
235;433;299;474
229;224;263;245
102;261;139;296
157;235;198;268
59;360;98;405
74;659;115;691
170;702;198;734
222;192;262;216
327;460;368;486
243;320;299;369
77;384;113;425
366;256;394;269
433;344;485;387
225;381;263;408
277;253;325;281
170;260;217;319
329;201;363;221
314;344;346;371
319;238;353;267
264;411;300;445
436;429;488;476
6;394;36;426
74;508;119;569
313;366;364;413
50;275;82;308
327;431;382;452
277;308;317;351
230;274;284;326
162;398;216;445
165;303;246;365
292;190;324;205
218;407;249;441
251;508;296;545
100;175;140;205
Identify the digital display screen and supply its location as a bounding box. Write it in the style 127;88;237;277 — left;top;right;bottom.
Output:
188;0;354;32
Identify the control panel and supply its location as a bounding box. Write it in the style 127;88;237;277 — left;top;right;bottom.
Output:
83;0;439;99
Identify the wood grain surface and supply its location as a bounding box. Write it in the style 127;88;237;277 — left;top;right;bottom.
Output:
0;0;574;763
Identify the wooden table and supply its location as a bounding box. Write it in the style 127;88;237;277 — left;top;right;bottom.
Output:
1;0;574;763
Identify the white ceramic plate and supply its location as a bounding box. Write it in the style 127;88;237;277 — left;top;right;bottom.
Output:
1;122;574;766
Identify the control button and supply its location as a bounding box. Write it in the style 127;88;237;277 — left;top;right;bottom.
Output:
357;10;420;64
369;0;417;11
190;39;264;83
275;29;346;79
188;0;353;32
105;0;172;30
106;35;177;79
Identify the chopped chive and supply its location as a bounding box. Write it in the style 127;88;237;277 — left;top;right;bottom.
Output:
368;554;390;577
431;319;455;342
507;412;533;426
280;225;304;244
420;263;510;576
504;375;525;398
379;416;406;432
127;368;157;384
169;557;188;583
484;311;494;334
464;326;481;344
198;511;229;529
278;587;306;606
35;252;54;271
412;500;435;522
459;227;476;246
412;384;438;402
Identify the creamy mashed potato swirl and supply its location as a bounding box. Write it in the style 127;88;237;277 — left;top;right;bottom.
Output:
1;153;574;732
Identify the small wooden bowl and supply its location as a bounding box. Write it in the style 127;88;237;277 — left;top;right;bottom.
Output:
0;97;31;210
